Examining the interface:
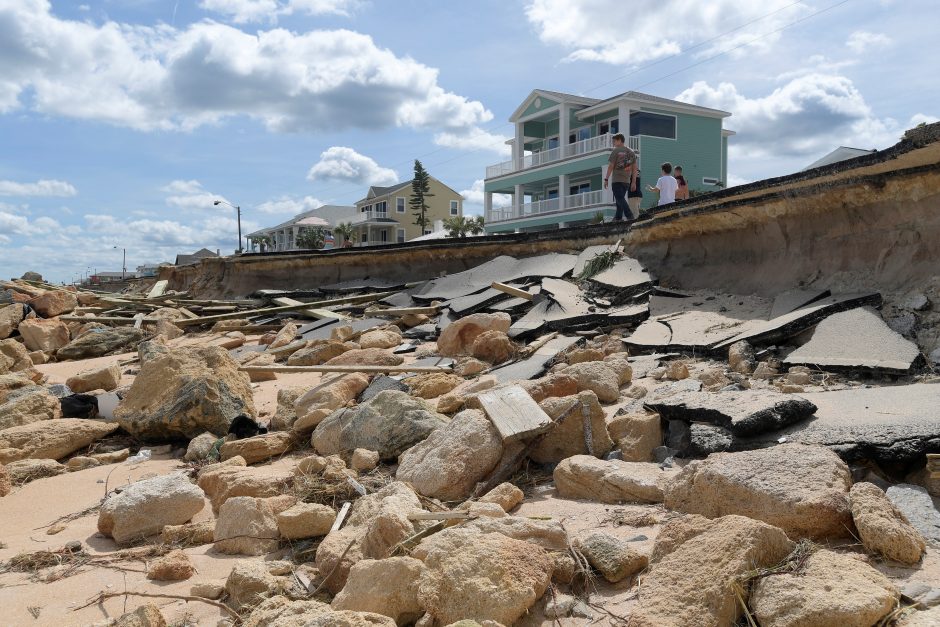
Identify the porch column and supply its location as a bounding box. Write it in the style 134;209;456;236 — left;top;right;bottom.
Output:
514;123;525;169
483;192;493;221
559;104;569;157
513;184;524;217
618;103;630;136
558;174;569;211
601;166;613;205
292;226;299;250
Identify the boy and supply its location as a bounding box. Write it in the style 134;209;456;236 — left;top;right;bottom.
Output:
648;162;678;206
674;165;689;200
603;133;638;221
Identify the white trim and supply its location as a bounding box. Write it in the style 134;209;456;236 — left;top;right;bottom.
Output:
576;95;730;120
510;89;599;122
449;199;459;216
596;118;619;137
396;196;406;213
630;110;678;141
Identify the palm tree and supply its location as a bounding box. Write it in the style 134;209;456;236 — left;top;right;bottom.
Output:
333;222;355;247
443;215;485;238
295;227;325;250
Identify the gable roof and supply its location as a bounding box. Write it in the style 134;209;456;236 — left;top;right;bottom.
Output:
509;89;601;122
357;176;463;205
802;146;877;171
576;90;731;119
174;248;219;266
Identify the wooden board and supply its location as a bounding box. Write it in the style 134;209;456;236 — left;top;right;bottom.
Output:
476;385;553;443
146;280;168;299
175;292;393;327
272;296;349;321
239;364;453;374
491;282;534;301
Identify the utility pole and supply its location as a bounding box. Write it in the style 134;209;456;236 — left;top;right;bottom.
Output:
214;199;243;254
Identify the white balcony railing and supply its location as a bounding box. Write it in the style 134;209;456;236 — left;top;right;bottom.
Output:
486;134;639;179
487;189;609;224
351;210;389;224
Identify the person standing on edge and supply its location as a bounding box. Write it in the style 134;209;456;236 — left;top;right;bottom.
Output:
603;133;638;222
648;162;679;206
627;167;643;218
674;165;689;200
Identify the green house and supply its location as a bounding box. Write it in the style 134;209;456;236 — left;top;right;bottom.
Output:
483;89;734;234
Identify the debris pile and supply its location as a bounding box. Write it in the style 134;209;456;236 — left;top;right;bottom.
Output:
1;251;939;626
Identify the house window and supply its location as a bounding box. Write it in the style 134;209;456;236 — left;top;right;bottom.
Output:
362;232;368;243
449;200;459;216
630;111;676;139
598;119;619;135
380;229;388;242
546;136;559;150
397;228;406;243
569;182;591;195
361;204;371;213
375;201;387;214
424;229;432;236
568;127;591;143
703;177;721;185
546;188;559;200
396;197;406;213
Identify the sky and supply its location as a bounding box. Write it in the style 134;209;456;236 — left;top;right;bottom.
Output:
0;0;936;282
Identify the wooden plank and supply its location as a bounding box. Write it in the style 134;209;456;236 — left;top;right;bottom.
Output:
408;511;473;521
239;364;453;374
132;313;146;329
59;315;159;325
491;282;534;301
175;291;394;327
476;385;553;443
265;339;308;358
272;296;349;321
177;307;199;319
367;306;440;317
331;502;351;532
147;280;169;299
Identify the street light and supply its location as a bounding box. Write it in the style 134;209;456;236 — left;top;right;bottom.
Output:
213;199;242;254
113;246;126;279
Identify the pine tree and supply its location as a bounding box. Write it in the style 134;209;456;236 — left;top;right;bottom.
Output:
410;159;434;231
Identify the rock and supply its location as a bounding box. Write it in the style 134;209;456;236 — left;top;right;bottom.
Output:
185;432;221;462
902;582;940;610
567;347;604;364
850;482;926;564
313;390;448;460
220;432;295;465
153;318;184;341
0;418;119;464
277;502;336;539
531;391;612;463
608;410;660;462
470;330;514;364
214;495;294;555
0;303;26;339
0;463;9;496
902;292;930;311
20;271;42;281
436;377;497;414
325;348;404;367
397;409;503;501
358;375;409;403
198;463;292;513
270;386;305;430
518;373;579;403
0;338;39;380
331;557;425;624
728;340;757;374
56;327;147;360
753;361;778;379
559;361;620;402
554;455;676;504
886;484;940;545
454;357;487;376
98;473;206;545
351;448;379;472
602;353;634;386
786;370;813;385
575;532;648;582
462;516;569;552
288;340;350;366
887;312;917;336
665;361;689;380
162;520;215;546
644;389;817;437
114;603;166;627
750;549;898;627
65;364;121;393
17;317;70;352
146;549;195;581
0;374;61;430
407;373;464;399
476;482;524;512
664;444;853;539
631;515;793;627
900;607;940;626
437;312;511;357
90;447;128;463
413;529;553;625
358;329;402;350
269;322;298;349
243;352;277;381
649;514;714;563
3;458;66;484
67;455;100;471
28;290;77;317
190;581;225;600
240;596;331;626
225;560;279;610
114;344;255;439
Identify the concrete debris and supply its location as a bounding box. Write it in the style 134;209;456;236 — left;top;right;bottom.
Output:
554;455;676;503
574;532;648;582
886;484;940;546
98;472;206;545
850;482;926;564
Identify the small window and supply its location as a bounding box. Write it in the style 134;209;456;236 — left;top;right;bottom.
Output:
546;188;559;200
598;118;618;135
703;177;720;185
546;136;559;150
396;197;405;213
570;127;590;143
424;229;432;236
361;204;371;213
569;182;591;195
630;111;676;139
449;200;459;216
397;228;406;243
375;201;387;214
361;232;368;243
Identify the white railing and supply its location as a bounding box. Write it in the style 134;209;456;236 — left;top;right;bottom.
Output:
485;134;639;179
487;189;610;223
351;210;389;224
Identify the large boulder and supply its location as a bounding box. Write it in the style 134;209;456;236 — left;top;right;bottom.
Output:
470;330;514;364
214;495;294;555
225;560;279;610
886;484;940;545
406;373;464;399
114;344;255;439
17;317;70;352
0;373;61;430
631;515;793;627
750;549;899;627
293;374;370;433
396;409;503;501
277;502;336;540
0;418;119;463
358;328;402;350
65;363;121;393
850;482;926;564
607;410;661;462
197;463;293;513
220;432;295;465
558;361;621;402
2;458;66;484
287;340;351;366
98;473;206;545
664;444;853;539
331;557;425;624
28;290;77;317
575;532;647;583
312;390;448;460
0;338;39;380
56;327;147;360
554;455;676;504
531;391;612;463
268;322;298;349
324;348;404;367
437;312;511;357
412;528;553;625
0;303;26;339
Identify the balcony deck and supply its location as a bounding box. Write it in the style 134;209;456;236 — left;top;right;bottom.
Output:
487;189;612;224
486;134;639;179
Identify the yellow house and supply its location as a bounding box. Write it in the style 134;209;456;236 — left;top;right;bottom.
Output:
350;176;463;245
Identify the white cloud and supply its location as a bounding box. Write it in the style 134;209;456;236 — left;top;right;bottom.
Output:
910;113;939;126
846;31;892;54
0;179;77;197
307;146;399;187
459;179;511;217
434;127;511;156
256;195;324;214
676;74;901;159
0;1;493;138
0;209;62;236
161;179;229;210
525;0;802;65
200;0;359;23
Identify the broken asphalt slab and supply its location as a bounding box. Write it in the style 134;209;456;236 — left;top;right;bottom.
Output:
783;307;923;374
488;335;579;382
770;288;831;319
412;253;576;302
588;256;654;301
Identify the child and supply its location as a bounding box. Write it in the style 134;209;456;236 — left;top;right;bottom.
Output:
674;165;689;200
648;162;678;206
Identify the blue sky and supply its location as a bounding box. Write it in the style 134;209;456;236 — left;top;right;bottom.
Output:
0;0;936;282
